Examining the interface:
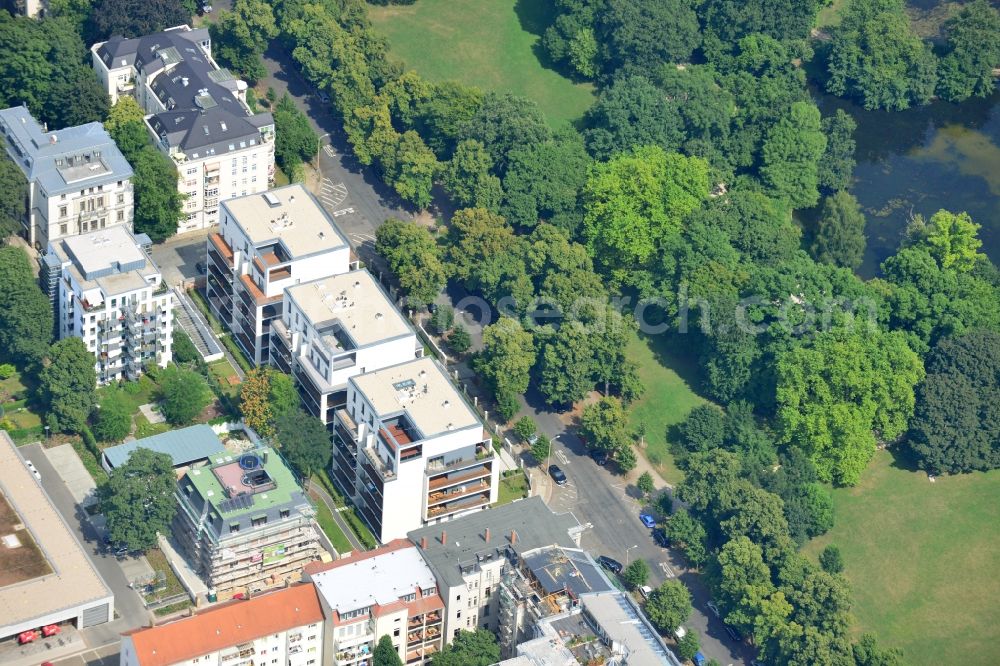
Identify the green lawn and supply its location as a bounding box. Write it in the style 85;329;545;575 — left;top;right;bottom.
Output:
626;332;710;485
313;496;354;555
207;359;242;398
803;452;1000;665
367;0;595;125
497;470;529;506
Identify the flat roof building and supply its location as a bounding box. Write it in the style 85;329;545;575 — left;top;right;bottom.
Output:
206;185;354;366
120;584;325;666
173;447;324;597
91;25;275;234
0;431;114;640
271;269;422;426
305;539;446;665
408;497;582;644
331;358;499;543
44;225;174;384
0;105;134;249
101;424;227;472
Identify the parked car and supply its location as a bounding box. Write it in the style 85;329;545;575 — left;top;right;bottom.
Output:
673;626;687;640
693;652;706;666
316;91;330;104
639;512;656;528
707;601;720;618
639;585;654;601
652;528;670;548
725;624;743;642
548;464;567;485
201;4;213;13
597;555;623;574
527;432;540;446
590;448;609;466
24;460;40;481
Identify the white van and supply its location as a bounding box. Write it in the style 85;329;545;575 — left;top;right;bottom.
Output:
639;585;654;601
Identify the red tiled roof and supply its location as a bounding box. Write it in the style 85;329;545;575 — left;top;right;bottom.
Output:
125;585;324;666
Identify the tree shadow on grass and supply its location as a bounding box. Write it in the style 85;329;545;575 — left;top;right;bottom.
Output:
637;331;707;397
513;0;555;36
886;442;923;474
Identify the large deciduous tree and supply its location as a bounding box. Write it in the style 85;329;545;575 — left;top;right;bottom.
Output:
599;0;701;75
240;367;298;437
87;0;191;41
431;630;500;666
579;396;631;459
936;0;1000;103
133;147;185;242
0;246;53;366
273;95;318;178
760;101;826;209
825;0;937;110
447;208;532;309
39;338;96;433
375;219;446;309
99;449;176;552
818;110;857;194
93;390;134;442
474;317;535;419
583;146;709;289
502;129;590;234
158;366;212;425
536;322;595;407
442;139;502;212
809;191;867;271
644;580;692;633
372;635;402;666
775;325;924;485
909;330;1000;474
463;92;551;174
274;409;332;478
0;156;27;239
211;0;278;83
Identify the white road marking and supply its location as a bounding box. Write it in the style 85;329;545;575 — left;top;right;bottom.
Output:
556;451;569;465
659;561;676;578
323;145;336;157
332;207;355;217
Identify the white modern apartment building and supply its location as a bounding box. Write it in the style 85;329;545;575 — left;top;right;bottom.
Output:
120;585;326;666
0;105;134;249
91;25;275;234
330;357;499;543
206;185;353;365
305;539;446;665
42;225;173;384
270;269;423;426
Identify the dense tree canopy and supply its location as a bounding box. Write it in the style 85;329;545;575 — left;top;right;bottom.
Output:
502;129;590;233
760;102;827;209
645;580;692;633
825;0;937;110
599;0;701;76
87;0;190;41
775;325;924;485
583;146;709;289
936;0;1000;103
211;0;278;83
809;191;867;271
375;219;447;308
431;630;500;666
0;156;27;240
99;449;176;552
273;94;318;179
93;390;134;443
474;317;535;419
159;366;212;425
0;247;53;366
0;14;109;129
39;338;96;433
274;409;332;477
909;330;1000;474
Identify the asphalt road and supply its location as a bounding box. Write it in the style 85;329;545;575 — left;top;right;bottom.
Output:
520;396;753;666
22;443;149;653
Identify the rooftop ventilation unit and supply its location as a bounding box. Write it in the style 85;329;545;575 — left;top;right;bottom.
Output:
262;192;280;207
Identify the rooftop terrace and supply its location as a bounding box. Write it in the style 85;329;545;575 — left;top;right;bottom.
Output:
185;448;300;517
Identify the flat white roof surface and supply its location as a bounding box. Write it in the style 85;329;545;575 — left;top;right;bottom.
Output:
62;225;145;275
311;544;437;615
0;432;113;634
222;184;348;258
351;358;480;438
287;271;412;348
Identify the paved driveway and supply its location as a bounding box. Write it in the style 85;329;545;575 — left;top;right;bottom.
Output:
22;443;151;647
